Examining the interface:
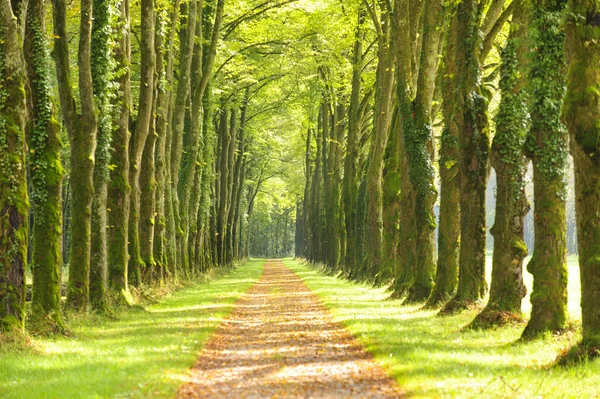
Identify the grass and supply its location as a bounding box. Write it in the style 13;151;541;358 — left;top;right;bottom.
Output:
284;257;600;399
0;259;265;399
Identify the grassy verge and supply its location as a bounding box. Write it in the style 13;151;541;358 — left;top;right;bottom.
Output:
1;259;264;399
284;258;599;399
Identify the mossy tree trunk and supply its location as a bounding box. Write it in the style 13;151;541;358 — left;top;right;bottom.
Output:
90;0;114;312
127;0;156;286
442;0;490;314
310;112;323;263
472;0;529;328
425;11;460;309
365;0;395;277
0;0;29;331
302;128;312;259
107;0;131;296
216;109;230;266
152;5;172;283
521;0;568;339
170;0;196;276
52;0;99;311
342;9;364;274
24;0;65;329
382;110;402;287
564;0;600;350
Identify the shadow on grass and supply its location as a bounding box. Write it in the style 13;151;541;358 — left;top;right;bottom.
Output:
0;260;265;399
284;259;600;399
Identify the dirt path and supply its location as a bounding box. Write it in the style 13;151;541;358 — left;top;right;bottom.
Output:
177;260;404;398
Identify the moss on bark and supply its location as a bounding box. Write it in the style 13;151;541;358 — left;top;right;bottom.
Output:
563;0;600;351
522;0;569;340
0;10;29;332
24;0;66;330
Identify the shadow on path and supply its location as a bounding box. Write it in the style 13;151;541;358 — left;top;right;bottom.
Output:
178;260;404;398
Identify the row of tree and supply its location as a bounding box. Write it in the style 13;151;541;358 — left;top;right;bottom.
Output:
297;0;600;353
0;0;277;334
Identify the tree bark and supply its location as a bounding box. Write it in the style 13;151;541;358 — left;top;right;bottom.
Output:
128;0;156;286
0;0;29;331
342;9;364;273
426;12;460;308
52;0;99;311
471;0;529;328
90;0;113;312
441;0;490;314
564;0;600;351
521;0;568;339
107;0;131;296
25;0;65;329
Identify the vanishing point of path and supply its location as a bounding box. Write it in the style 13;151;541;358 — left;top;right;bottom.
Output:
178;260;404;399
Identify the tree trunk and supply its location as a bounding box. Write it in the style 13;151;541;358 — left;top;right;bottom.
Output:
472;0;529;328
52;0;99;311
342;9;364;273
441;0;490;314
365;5;395;276
170;0;196;276
521;0;568;339
426;13;459;308
107;0;131;296
90;0;113;312
128;0;156;286
0;0;29;331
24;0;65;330
564;0;600;351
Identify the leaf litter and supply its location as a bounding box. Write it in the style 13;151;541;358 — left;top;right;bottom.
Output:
178;260;404;399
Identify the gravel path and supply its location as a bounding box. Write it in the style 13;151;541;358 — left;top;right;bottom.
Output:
177;260;404;398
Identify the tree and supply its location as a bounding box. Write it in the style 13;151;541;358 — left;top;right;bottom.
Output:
0;0;29;331
52;0;99;311
107;0;132;297
521;0;568;339
563;0;600;353
25;0;66;329
471;0;529;328
90;0;115;312
128;0;156;286
441;0;491;314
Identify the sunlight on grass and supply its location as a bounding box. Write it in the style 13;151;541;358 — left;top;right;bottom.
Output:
0;260;264;399
284;258;599;399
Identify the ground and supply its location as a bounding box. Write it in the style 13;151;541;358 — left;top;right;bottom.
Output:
178;260;403;398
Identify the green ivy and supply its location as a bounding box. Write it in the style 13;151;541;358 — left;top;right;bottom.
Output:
525;3;568;183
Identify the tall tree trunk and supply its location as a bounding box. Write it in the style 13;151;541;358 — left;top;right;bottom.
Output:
472;0;529;328
90;0;113;312
403;0;444;303
302;128;312;259
153;4;173;283
216;109;230;266
426;12;459;308
52;0;99;311
365;3;395;276
342;9;364;273
0;0;29;331
564;0;600;352
321;98;331;268
25;0;65;329
521;0;568;339
170;0;196;276
310;113;323;263
330;103;345;270
107;0;131;296
139;96;157;282
128;0;156;286
442;0;490;314
224;108;238;265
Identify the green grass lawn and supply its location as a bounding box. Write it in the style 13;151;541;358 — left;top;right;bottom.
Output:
1;260;264;399
284;257;599;399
